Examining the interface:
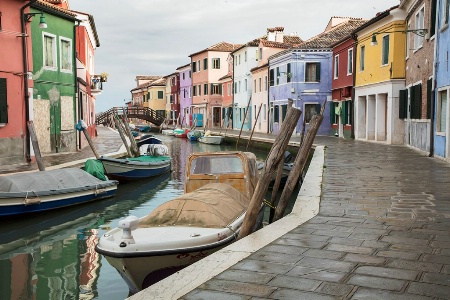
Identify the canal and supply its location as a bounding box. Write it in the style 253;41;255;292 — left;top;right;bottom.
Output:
0;134;300;300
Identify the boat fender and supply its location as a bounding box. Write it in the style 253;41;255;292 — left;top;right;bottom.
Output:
118;216;139;244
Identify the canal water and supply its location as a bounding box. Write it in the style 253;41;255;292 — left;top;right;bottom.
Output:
0;135;300;300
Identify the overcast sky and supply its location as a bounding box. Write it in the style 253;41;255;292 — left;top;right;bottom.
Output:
70;0;399;113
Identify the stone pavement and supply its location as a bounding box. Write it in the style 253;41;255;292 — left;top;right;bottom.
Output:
0;126;124;175
177;136;450;300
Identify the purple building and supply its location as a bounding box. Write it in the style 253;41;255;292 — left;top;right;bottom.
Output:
177;63;192;127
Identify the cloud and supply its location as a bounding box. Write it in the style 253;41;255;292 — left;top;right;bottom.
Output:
70;0;399;112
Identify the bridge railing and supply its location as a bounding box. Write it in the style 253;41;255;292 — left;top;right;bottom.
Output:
95;106;165;126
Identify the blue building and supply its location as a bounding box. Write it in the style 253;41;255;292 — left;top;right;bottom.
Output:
434;0;450;160
268;18;366;136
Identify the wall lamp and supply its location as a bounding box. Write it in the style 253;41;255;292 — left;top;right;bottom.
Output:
23;12;47;29
277;72;292;78
370;29;428;46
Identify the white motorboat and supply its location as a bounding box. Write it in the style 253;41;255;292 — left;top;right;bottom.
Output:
96;151;262;293
198;130;224;145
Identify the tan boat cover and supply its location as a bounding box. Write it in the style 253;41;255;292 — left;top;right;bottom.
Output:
139;183;250;228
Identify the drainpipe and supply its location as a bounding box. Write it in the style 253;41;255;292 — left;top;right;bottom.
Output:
74;20;81;149
429;2;440;157
350;33;358;139
231;53;235;130
20;0;39;162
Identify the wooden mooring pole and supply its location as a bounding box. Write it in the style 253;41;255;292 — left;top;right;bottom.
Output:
272;100;326;222
114;117;133;158
236;96;252;149
122;109;140;157
246;103;262;151
27;121;45;171
238;105;301;239
75;120;100;159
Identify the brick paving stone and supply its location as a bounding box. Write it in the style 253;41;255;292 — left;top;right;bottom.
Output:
350;287;434;300
285;266;323;276
302;249;345;260
346;274;405;291
386;259;442;272
249;251;303;264
431;241;450;248
289;227;317;234
299;270;348;283
388;230;434;240
343;253;386;265
182;289;250;300
326;244;374;255
197;279;276;298
215;270;275;284
315;282;354;296
421;272;450;285
281;233;330;241
408;281;450;299
421;253;450;264
376;250;421;260
314;229;352;238
443;264;450;274
232;260;294;275
348;233;382;241
268;288;337;300
268;275;322;291
297;257;356;272
381;236;431;246
361;240;390;249
352;227;387;235
330;237;364;246
354;266;419;280
259;244;308;255
300;223;338;230
274;238;328;249
389;243;433;253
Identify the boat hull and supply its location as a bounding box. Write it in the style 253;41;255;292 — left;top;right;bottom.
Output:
198;136;224;145
0;186;117;217
100;158;171;181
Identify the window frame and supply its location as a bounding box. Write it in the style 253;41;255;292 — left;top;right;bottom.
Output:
381;34;390;66
212;58;220;69
59;37;72;72
334;55;339;79
360;45;365;71
305;62;320;83
157;90;164;99
414;5;425;51
43;32;57;71
437;88;448;133
347;48;353;75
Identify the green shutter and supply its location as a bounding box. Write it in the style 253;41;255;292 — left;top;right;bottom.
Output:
0;78;7;124
204;58;208;70
316;63;321;82
217;58;220;69
399;89;407;119
342;101;348;124
427;79;432;119
329;102;335;124
411;84;422;119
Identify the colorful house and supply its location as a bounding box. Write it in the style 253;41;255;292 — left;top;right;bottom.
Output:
189;42;240;128
353;6;407;144
268;18;364;136
176;64;192;127
398;0;437;153
30;1;78;153
434;0;450;159
0;0;34;164
146;77;167;119
166;72;180;124
218;54;234;129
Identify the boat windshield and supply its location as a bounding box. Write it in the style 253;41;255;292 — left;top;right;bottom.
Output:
190;155;243;175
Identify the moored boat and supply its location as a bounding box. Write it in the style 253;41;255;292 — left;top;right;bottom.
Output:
96;151;262;293
197;130;224;145
0;168;118;217
187;130;203;141
173;128;190;138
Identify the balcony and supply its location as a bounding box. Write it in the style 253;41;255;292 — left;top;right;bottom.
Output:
90;75;105;96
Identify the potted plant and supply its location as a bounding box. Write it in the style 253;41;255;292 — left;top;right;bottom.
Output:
100;72;109;82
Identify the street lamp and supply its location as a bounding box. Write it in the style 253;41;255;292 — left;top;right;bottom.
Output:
23;12;47;29
370;28;428;46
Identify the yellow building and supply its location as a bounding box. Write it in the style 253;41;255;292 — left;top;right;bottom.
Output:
146;77;167;119
353;6;407;144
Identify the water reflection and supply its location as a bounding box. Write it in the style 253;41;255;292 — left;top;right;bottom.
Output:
0;135;277;300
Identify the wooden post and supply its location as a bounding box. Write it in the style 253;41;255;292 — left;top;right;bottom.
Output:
114;117;133;158
122;109;140;157
236;96;252;148
246;104;262;150
238;105;301;239
77;120;101;159
27;121;46;171
272;100;327;222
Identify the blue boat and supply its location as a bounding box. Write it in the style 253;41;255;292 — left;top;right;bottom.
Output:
0;168;118;217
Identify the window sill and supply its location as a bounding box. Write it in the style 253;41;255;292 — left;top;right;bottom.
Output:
413;45;423;54
440;23;449;33
436;131;446;136
0;123;6;128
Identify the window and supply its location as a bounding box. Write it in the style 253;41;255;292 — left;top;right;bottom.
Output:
211;83;221;95
410;84;423;119
245;79;247;91
221;84;224;96
245;51;247;62
259;48;262;60
274;105;279;123
254;79;256;92
192;61;197;73
156;110;166;118
430;0;437;37
193;85;197;96
287;63;291;83
203;58;208;70
234;82;237;94
305;62;320;82
255;49;258;61
182;72;185;80
269;69;274;86
406;23;411;58
204;83;208;95
0;78;7;124
60;38;72;71
197;60;200;71
382;35;390;65
281;104;287;122
334;55;339;79
304;103;321;123
183;89;186;98
198;85;201;96
264;76;268;91
157;91;163;99
414;7;425;50
189;71;192;78
259;78;262;92
169;95;173;104
437;89;448;133
238;55;241;65
443;0;449;26
43;33;56;69
360;45;365;71
347;49;353;75
212;58;220;69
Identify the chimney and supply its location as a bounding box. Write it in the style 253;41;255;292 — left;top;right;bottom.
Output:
275;27;284;43
267;28;276;42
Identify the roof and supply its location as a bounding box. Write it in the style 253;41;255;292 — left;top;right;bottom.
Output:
35;0;77;18
189;42;242;57
231;31;303;54
218;74;232;81
130;76;164;91
250;63;269;73
71;10;100;47
135;75;162;81
352;6;399;35
176;63;191;70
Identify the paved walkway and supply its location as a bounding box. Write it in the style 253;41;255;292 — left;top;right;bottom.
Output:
134;130;450;300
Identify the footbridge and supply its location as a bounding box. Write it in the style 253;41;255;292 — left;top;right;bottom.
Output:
96;107;165;127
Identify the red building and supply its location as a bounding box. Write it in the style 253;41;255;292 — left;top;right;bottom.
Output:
331;37;356;138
